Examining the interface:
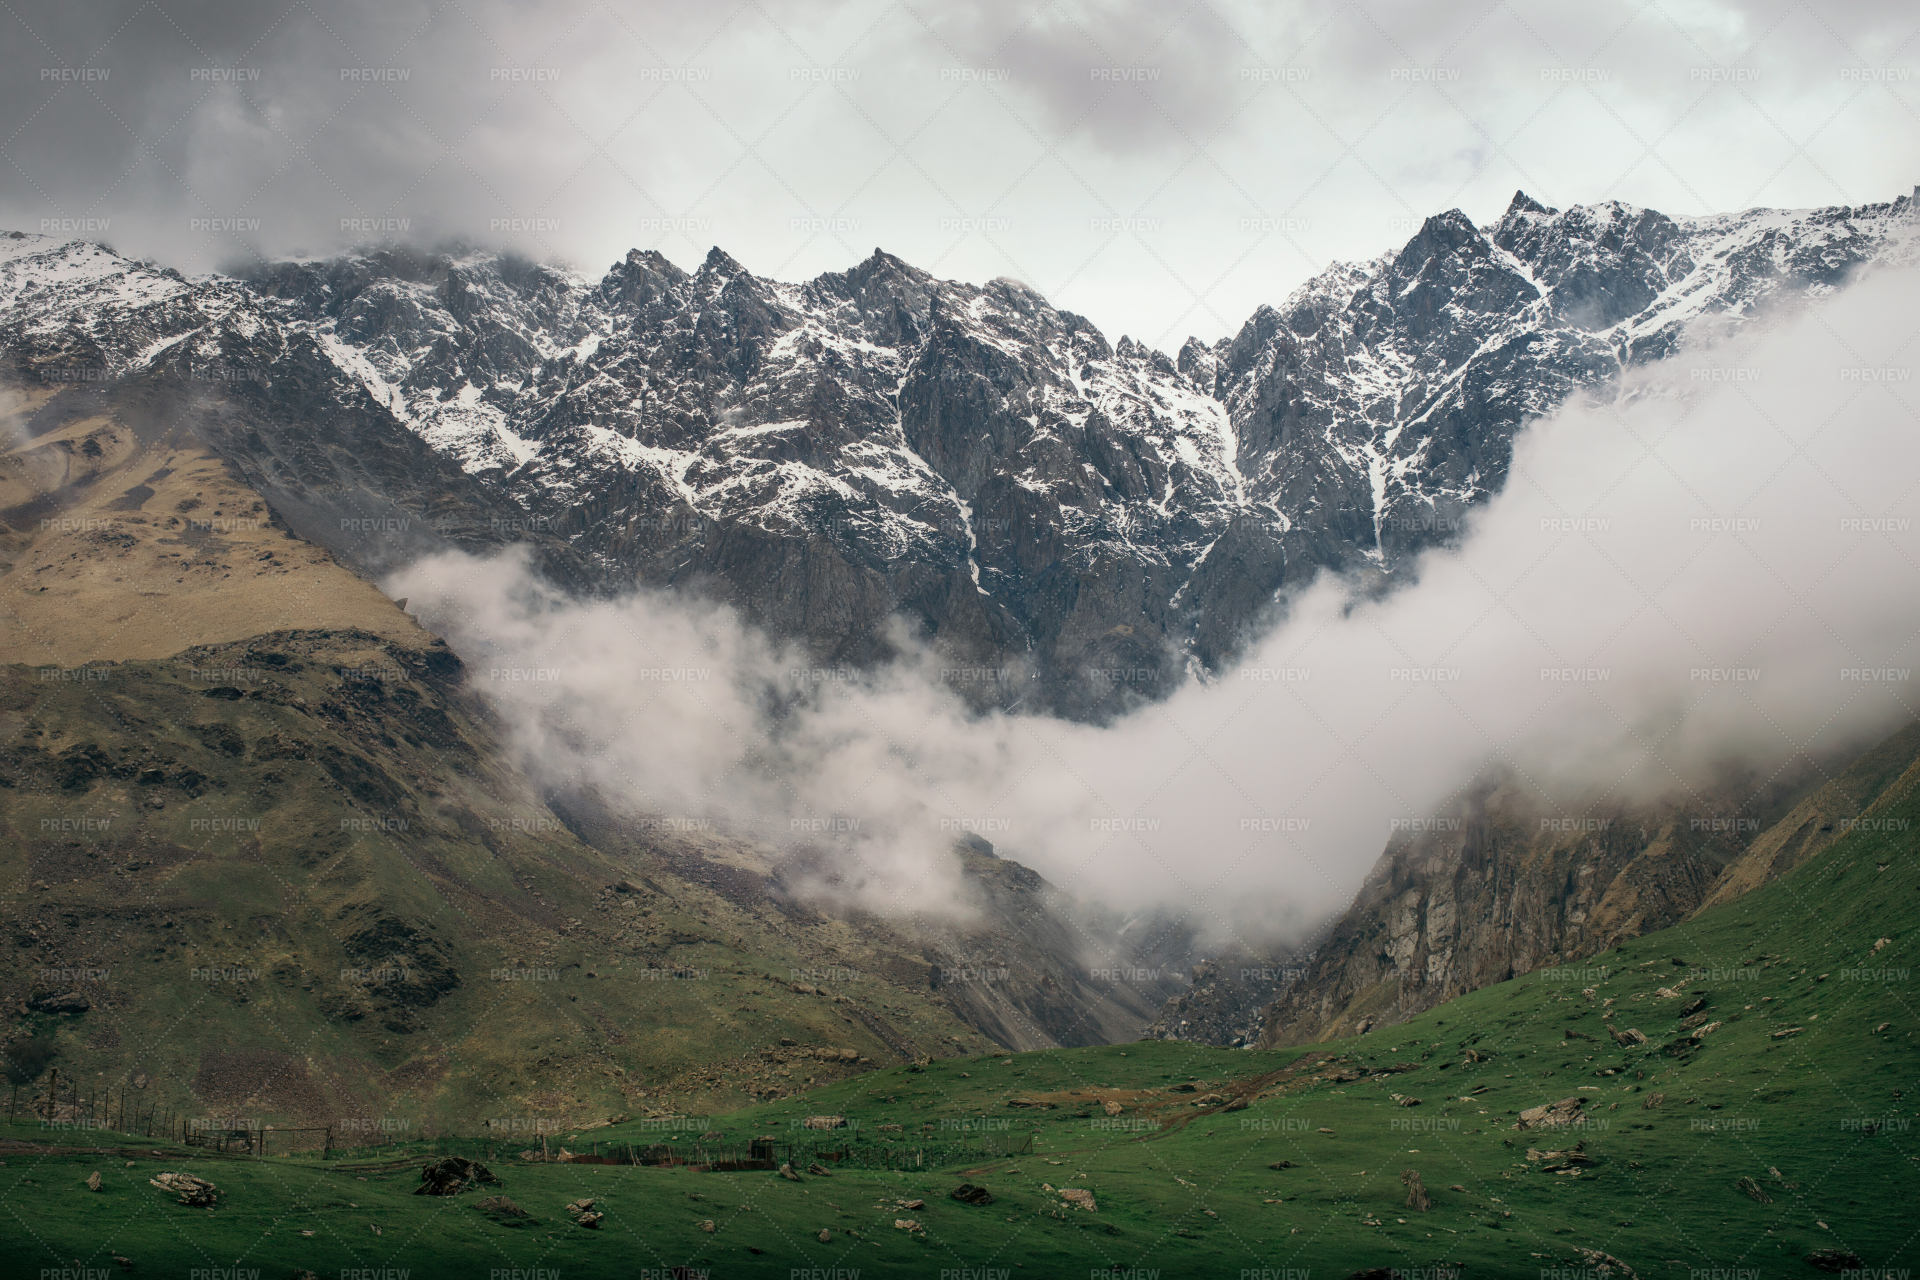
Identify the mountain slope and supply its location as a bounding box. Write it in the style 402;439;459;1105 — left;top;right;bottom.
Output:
0;624;1185;1129
1254;720;1920;1047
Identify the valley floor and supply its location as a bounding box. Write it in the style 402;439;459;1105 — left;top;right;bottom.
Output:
4;782;1915;1279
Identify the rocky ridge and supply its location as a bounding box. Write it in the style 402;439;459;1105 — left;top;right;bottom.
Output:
5;188;1915;719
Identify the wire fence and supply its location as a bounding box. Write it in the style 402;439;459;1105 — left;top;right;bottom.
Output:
2;1072;1038;1171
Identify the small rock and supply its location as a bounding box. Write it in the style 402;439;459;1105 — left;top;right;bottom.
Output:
1806;1247;1863;1272
818;1228;831;1242
950;1183;994;1206
893;1218;924;1233
699;1219;715;1233
1515;1097;1586;1130
1572;1247;1639;1278
807;1163;833;1177
779;1163;800;1181
476;1195;528;1220
86;1171;101;1191
1736;1175;1772;1203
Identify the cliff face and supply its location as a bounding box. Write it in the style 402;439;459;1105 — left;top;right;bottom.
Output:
1251;746;1883;1047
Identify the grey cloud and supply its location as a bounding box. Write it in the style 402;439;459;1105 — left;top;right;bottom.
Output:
3;0;1915;343
392;266;1920;951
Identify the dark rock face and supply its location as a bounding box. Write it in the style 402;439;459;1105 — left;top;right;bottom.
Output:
1248;735;1893;1048
7;190;1910;720
27;990;89;1014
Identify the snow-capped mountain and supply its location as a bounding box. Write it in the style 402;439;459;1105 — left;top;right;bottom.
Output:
3;187;1914;719
1191;189;1920;632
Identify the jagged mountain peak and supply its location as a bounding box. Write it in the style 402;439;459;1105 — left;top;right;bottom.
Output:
1404;206;1484;255
1505;189;1557;217
5;187;1914;719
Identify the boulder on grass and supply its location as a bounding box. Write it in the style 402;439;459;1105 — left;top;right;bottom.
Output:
1570;1247;1639;1278
1515;1096;1586;1130
475;1195;530;1225
950;1183;994;1206
149;1172;218;1206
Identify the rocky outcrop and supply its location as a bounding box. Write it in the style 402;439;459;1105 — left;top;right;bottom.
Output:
1252;749;1865;1046
1142;947;1307;1047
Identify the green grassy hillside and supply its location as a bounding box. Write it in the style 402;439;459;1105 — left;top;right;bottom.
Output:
5;734;1914;1278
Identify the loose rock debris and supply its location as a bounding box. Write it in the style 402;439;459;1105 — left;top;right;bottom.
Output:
416;1156;498;1196
149;1172;218;1207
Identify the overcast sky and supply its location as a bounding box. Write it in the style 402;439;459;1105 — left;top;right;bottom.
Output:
4;0;1916;345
